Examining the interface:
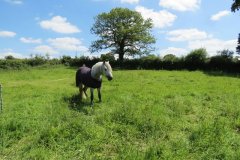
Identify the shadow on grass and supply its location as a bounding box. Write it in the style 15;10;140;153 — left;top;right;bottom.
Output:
203;71;240;79
63;93;92;114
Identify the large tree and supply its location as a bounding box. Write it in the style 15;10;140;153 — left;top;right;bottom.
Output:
231;1;240;55
237;33;240;54
231;0;240;12
90;8;156;61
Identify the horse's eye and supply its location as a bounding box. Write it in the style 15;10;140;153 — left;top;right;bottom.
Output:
105;68;107;71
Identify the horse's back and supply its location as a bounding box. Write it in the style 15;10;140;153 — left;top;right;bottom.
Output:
76;66;90;87
76;66;102;88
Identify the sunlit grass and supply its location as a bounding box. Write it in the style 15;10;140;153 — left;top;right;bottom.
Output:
1;65;240;159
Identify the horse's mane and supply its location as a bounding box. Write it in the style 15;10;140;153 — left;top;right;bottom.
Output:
91;62;103;74
92;62;112;72
91;62;112;80
104;62;112;72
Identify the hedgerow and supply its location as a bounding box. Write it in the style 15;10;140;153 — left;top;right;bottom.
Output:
1;49;240;73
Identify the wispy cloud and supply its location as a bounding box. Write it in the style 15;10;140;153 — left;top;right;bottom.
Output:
159;0;201;11
211;10;231;21
0;31;16;37
164;27;236;57
33;45;58;55
0;51;26;59
39;16;80;34
188;38;237;56
160;38;236;57
4;0;23;5
160;47;188;57
135;6;177;29
47;37;88;52
20;37;42;44
167;28;209;41
120;0;139;4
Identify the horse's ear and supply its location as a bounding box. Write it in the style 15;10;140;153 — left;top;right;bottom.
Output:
103;61;105;64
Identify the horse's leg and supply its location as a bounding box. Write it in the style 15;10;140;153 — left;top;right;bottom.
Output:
97;87;101;102
83;86;88;98
79;83;83;101
90;88;94;106
81;85;87;99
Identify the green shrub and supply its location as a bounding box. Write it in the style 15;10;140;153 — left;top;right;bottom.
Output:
26;55;47;66
0;59;27;69
100;53;115;61
185;48;208;70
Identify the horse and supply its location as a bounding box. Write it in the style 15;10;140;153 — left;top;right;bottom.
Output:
75;61;113;105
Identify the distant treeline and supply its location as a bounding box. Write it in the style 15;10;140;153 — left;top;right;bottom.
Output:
1;48;240;73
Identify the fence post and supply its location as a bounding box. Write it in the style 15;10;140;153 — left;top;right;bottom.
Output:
0;84;2;112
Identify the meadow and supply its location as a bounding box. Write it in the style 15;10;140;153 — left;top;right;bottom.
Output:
1;65;240;159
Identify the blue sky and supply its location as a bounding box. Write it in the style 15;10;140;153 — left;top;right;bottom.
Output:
0;0;239;59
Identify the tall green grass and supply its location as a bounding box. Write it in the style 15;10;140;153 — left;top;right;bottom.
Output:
1;65;240;159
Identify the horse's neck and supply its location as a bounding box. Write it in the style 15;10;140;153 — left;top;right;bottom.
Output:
91;64;102;81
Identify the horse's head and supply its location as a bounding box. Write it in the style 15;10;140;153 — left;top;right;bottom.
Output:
102;61;113;81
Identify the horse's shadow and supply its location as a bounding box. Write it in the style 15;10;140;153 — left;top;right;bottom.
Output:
63;94;92;114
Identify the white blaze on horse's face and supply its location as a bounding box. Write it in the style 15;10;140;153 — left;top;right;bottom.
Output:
102;61;113;81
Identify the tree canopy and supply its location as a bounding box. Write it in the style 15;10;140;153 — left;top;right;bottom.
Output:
217;49;234;58
163;54;178;62
231;0;240;12
5;55;15;60
237;33;240;54
185;48;207;70
90;7;156;61
100;52;115;61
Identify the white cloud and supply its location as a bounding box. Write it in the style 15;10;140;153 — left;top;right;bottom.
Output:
167;28;209;41
4;0;23;5
159;0;201;11
0;31;16;37
121;0;139;4
164;27;237;57
33;45;58;55
39;16;80;34
188;38;237;56
0;51;26;59
135;6;177;29
20;37;42;44
211;10;231;21
159;38;237;57
47;37;88;52
160;47;188;57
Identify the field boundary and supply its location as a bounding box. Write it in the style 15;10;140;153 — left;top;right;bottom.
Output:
0;84;2;112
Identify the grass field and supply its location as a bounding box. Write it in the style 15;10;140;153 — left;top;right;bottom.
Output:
1;65;240;159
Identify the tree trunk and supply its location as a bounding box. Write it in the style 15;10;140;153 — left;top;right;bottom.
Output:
119;53;124;62
118;41;125;62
